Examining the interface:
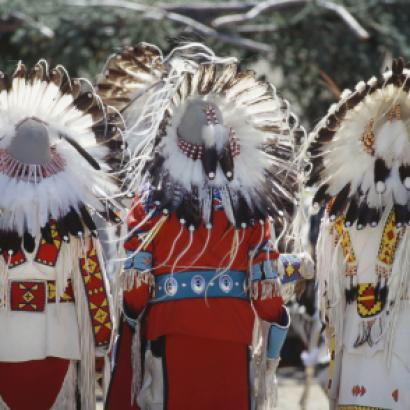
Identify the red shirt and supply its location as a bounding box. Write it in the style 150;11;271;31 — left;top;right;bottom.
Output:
124;197;283;344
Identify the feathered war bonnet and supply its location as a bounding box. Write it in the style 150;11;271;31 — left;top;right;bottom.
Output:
96;43;165;174
0;59;123;253
115;44;302;239
307;58;410;229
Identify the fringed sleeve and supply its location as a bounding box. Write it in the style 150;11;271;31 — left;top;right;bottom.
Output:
249;219;284;324
122;196;156;317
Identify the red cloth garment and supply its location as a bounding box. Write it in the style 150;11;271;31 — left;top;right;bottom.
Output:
105;321;139;410
0;357;69;410
109;195;285;409
124;197;283;344
165;334;250;410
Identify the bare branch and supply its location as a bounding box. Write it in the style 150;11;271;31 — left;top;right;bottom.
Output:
237;24;279;34
161;2;257;16
212;0;307;28
212;0;369;40
65;0;271;53
318;0;370;40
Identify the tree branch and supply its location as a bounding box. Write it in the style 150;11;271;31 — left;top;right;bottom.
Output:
237;24;279;34
65;0;271;53
212;0;370;40
212;0;307;28
318;0;370;40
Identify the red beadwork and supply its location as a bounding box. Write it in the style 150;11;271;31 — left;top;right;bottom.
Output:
0;147;66;183
177;127;241;161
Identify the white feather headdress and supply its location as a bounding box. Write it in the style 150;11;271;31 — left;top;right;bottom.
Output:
116;44;303;230
308;58;410;228
0;59;123;250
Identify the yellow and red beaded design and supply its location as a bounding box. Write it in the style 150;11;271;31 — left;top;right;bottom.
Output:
376;210;404;277
357;283;383;318
35;222;62;267
10;280;75;312
47;280;74;303
10;281;46;312
79;242;112;347
334;216;357;276
2;248;26;268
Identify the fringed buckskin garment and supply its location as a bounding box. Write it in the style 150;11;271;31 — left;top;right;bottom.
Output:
0;60;121;409
308;58;410;410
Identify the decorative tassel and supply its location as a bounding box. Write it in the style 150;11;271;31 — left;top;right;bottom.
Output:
374;158;390;193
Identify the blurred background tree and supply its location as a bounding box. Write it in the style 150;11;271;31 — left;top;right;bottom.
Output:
1;0;409;127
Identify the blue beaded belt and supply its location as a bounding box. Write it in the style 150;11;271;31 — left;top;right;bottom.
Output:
150;270;248;304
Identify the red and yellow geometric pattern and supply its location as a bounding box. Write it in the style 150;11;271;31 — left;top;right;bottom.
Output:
79;242;112;347
9;280;75;312
377;210;402;267
10;281;46;312
35;222;62;267
47;280;74;303
2;248;26;268
334;216;357;276
357;283;383;318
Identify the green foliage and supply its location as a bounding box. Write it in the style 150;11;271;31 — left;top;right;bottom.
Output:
1;0;410;127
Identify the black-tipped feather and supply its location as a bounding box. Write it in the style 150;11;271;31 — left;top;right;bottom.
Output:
234;194;253;228
345;197;359;227
312;184;329;206
23;232;36;253
176;193;201;229
329;183;350;219
64;208;84;236
399;164;410;189
374;158;390;193
357;201;369;230
394;203;410;226
219;145;234;181
2;231;21;253
367;207;381;227
60;133;101;170
80;206;97;234
56;218;70;242
201;147;218;180
41;223;53;244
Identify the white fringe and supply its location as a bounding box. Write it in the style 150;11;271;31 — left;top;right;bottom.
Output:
72;238;97;410
121;269;154;292
131;316;143;406
316;215;345;353
252;319;281;409
384;228;410;366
